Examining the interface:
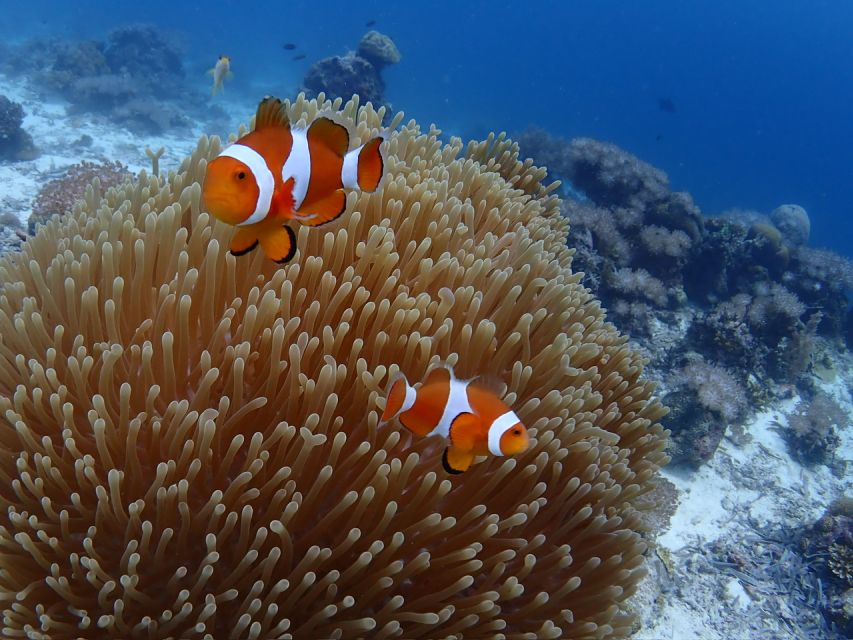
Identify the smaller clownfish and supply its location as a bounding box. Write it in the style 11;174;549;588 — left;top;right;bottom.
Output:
209;55;232;96
381;364;531;474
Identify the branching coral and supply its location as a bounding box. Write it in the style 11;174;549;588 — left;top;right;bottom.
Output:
0;94;668;638
29;160;132;234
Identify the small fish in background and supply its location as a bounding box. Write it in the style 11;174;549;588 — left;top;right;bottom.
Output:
203;97;385;263
365;20;376;27
292;54;306;61
208;55;232;96
381;363;531;474
658;97;677;113
282;43;297;50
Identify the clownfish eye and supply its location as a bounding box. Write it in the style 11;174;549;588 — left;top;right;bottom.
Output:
236;171;247;180
513;429;521;436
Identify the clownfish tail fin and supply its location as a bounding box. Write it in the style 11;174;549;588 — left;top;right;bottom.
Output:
381;371;411;422
341;136;385;192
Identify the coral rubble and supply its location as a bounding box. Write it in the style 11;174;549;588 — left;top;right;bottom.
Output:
29;160;132;234
0;95;668;638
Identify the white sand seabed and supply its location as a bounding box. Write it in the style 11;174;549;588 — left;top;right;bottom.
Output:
634;365;853;640
0;73;243;227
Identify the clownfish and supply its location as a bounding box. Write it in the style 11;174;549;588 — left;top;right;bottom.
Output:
203;97;384;263
381;364;531;474
208;55;232;96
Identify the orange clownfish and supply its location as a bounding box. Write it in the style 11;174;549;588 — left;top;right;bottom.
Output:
381;364;531;474
202;96;385;263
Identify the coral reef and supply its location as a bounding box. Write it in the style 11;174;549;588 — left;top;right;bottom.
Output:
800;498;853;636
660;354;747;467
303;53;385;109
778;390;845;466
0;95;37;161
0;95;668;638
555;138;702;327
787;246;853;339
7;24;195;134
520;129;853;467
357;30;401;69
101;23;184;97
29;160;132;233
302;31;401;112
770;204;810;247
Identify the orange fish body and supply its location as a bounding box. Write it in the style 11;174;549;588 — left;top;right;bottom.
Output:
381;365;530;473
202;97;385;263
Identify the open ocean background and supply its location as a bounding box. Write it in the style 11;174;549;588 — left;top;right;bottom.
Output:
2;0;851;255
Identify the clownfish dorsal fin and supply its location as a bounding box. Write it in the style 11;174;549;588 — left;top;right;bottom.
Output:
254;96;290;131
308;116;350;157
448;412;478;451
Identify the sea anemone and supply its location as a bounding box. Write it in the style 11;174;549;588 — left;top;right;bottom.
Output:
0;94;667;639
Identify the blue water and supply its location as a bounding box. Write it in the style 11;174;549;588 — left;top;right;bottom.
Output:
3;0;852;256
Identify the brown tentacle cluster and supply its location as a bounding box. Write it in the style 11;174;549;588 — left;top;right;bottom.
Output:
0;93;667;639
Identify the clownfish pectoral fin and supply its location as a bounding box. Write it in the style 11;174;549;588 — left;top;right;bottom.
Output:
308;117;350;157
258;225;297;264
442;446;474;474
293;189;347;227
381;371;411;422
229;227;259;257
254;96;290;131
448;412;479;451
